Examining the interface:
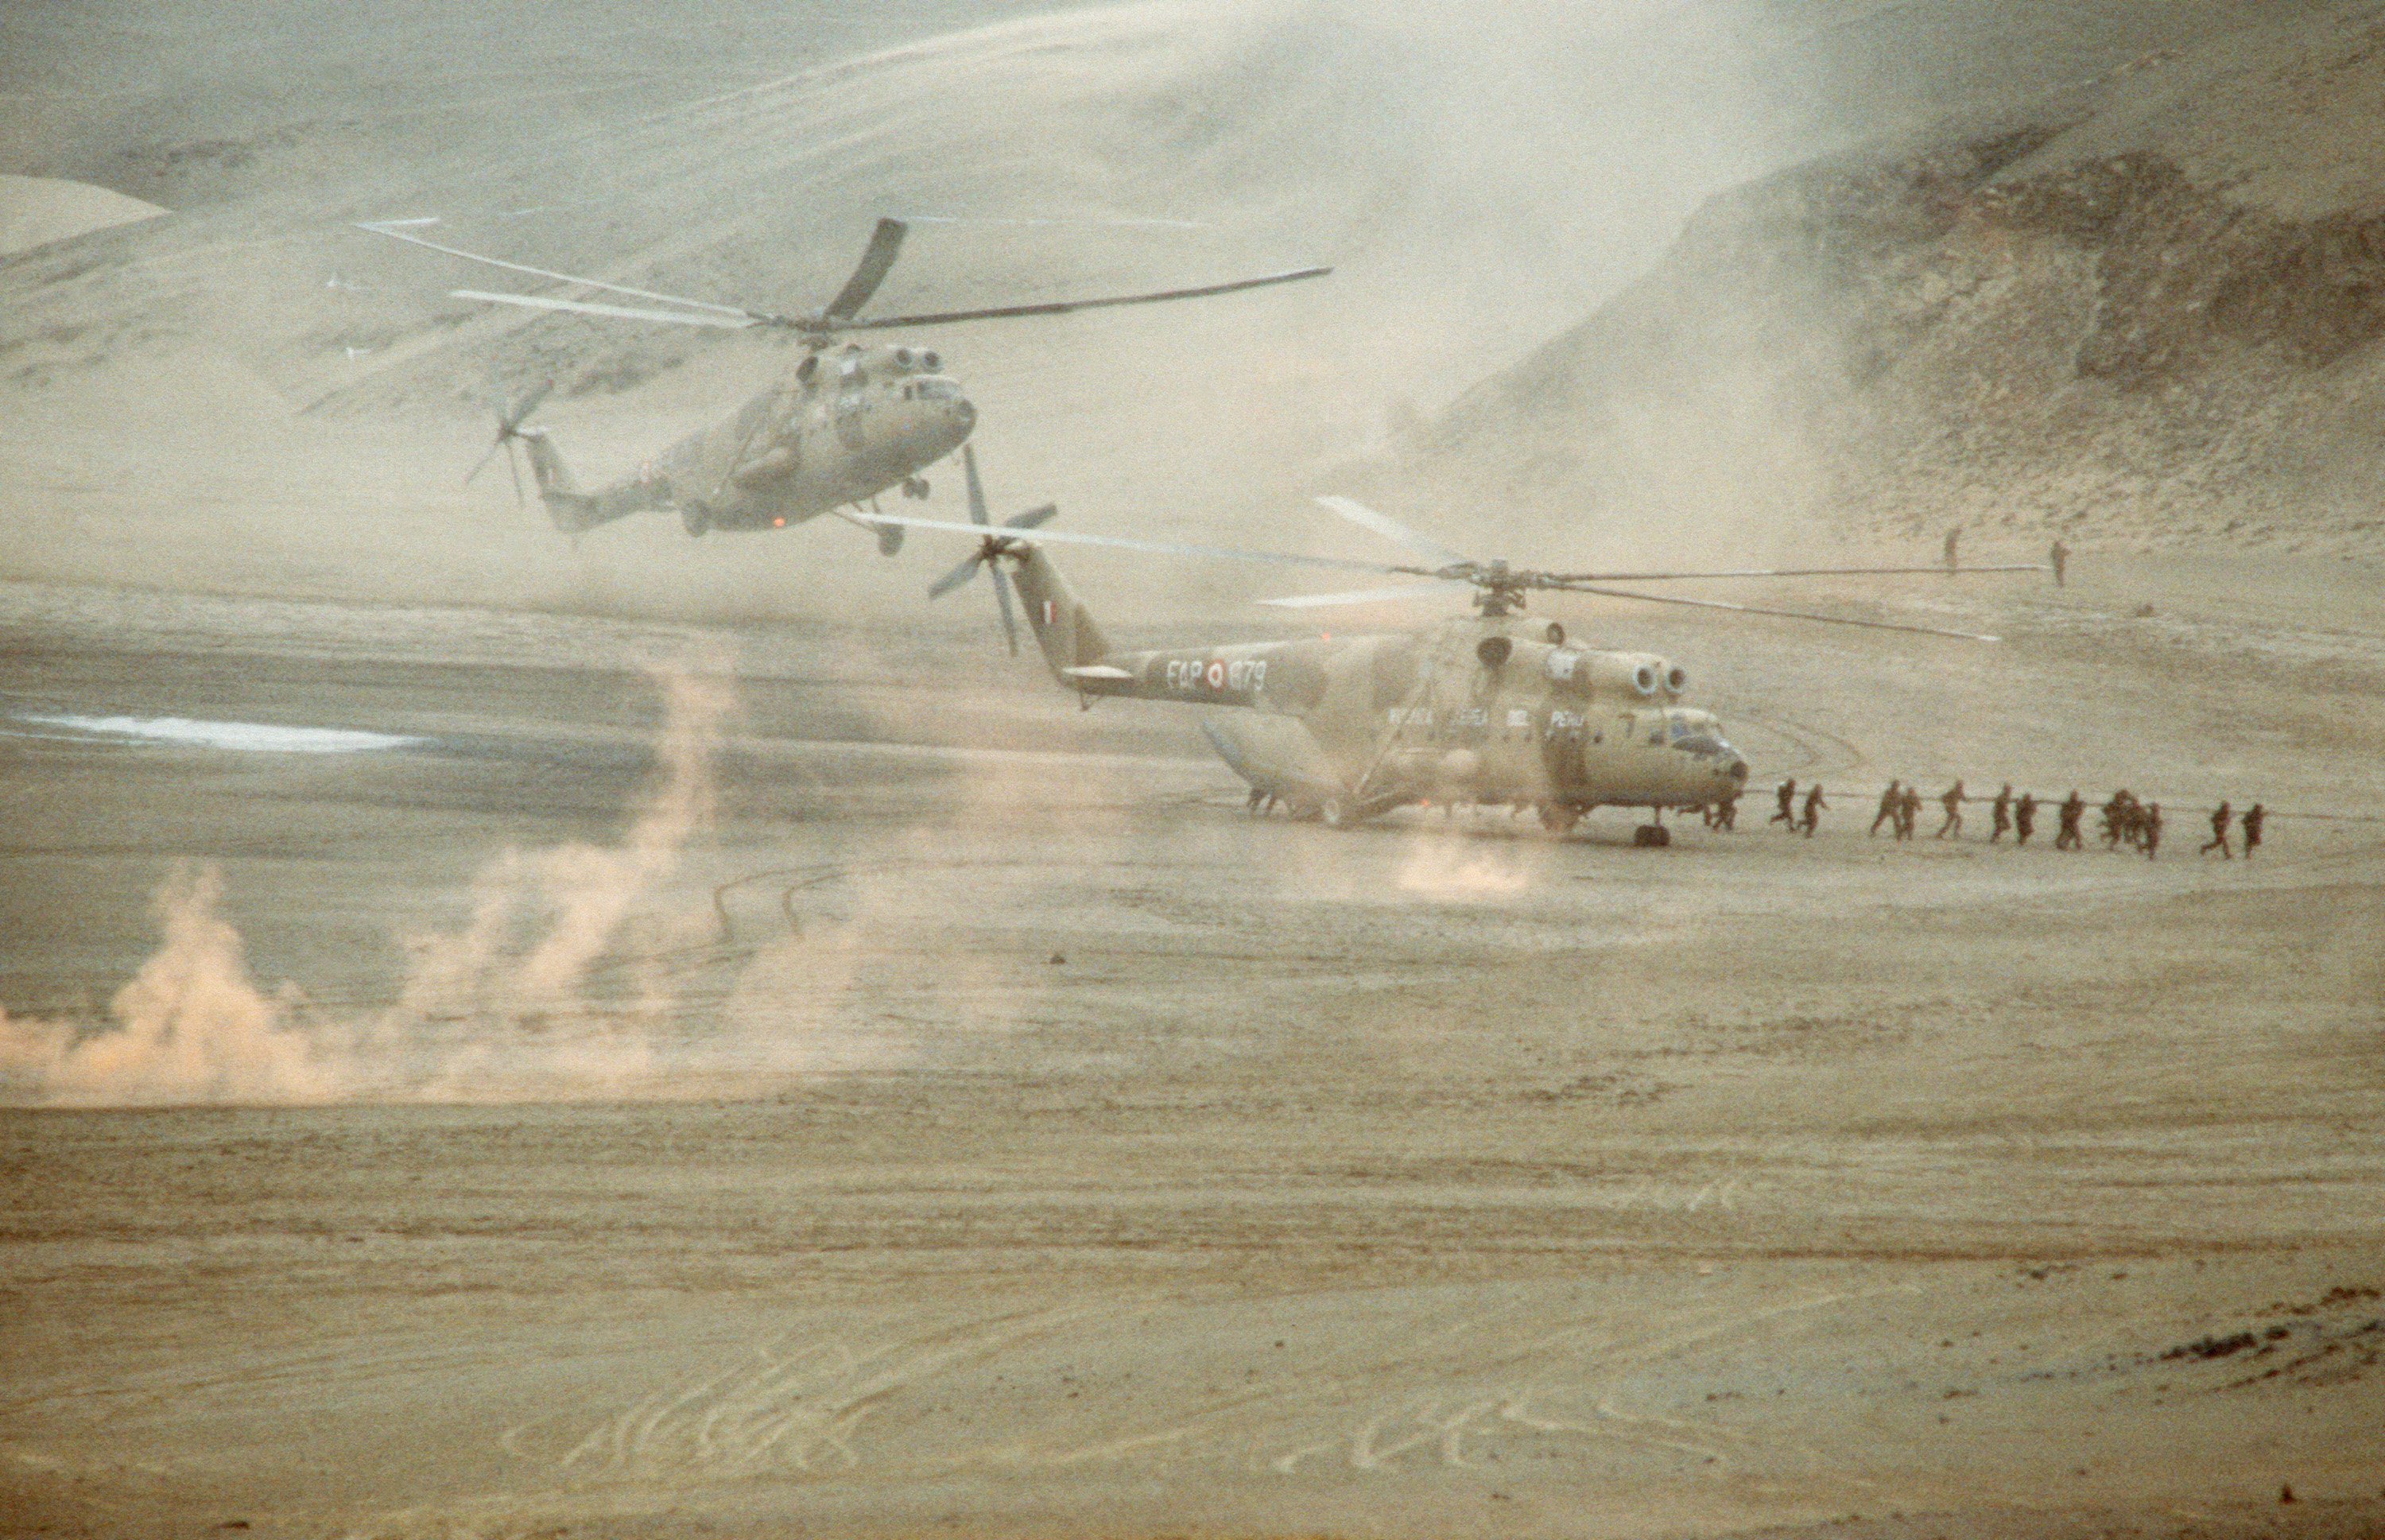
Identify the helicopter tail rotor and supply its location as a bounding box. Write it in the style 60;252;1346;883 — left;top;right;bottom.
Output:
465;380;555;508
925;444;1053;655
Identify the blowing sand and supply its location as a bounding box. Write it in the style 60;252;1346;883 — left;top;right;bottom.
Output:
3;2;2383;1537
2;541;2380;1538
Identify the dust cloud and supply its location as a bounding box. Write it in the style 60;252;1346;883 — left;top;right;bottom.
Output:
6;6;2384;1538
0;0;1793;624
0;658;843;1107
0;863;337;1106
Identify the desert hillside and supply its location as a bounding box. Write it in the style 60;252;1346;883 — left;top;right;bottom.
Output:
1367;0;2385;572
2;0;2376;616
0;0;1780;622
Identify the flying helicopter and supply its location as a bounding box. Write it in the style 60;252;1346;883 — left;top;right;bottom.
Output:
363;217;1329;549
877;487;2048;844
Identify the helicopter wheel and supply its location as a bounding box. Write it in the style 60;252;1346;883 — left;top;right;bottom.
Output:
1537;802;1579;834
903;477;930;499
1633;824;1672;848
1320;793;1357;830
681;502;712;538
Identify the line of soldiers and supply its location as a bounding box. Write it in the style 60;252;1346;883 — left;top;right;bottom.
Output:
1746;778;2265;856
1757;777;1827;836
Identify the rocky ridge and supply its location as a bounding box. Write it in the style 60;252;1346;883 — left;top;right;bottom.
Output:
1369;2;2385;565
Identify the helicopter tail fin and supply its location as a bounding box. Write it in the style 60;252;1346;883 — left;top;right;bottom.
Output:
514;429;644;535
1007;543;1120;692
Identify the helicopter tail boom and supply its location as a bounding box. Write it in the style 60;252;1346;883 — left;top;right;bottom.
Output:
512;429;667;534
1007;543;1117;691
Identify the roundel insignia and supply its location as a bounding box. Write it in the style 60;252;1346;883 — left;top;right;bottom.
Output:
1204;659;1226;690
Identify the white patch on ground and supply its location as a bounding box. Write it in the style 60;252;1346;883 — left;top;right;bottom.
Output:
6;711;426;754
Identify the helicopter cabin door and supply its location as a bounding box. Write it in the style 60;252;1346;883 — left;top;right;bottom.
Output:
832;351;870;449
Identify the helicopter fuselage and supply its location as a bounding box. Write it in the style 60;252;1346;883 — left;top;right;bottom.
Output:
1006;543;1751;829
665;342;975;533
384;215;1326;545
522;341;976;537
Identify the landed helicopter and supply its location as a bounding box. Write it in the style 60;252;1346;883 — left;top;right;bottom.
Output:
878;485;2046;844
364;217;1328;549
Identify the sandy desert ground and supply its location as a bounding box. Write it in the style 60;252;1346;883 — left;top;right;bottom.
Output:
3;541;2381;1538
5;2;2385;1537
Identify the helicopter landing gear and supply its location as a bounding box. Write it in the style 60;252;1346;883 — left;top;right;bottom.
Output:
681;501;712;537
1319;793;1355;829
1633;821;1672;848
902;476;930;499
1537;802;1580;835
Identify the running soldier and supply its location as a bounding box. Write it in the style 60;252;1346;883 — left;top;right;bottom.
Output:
1989;783;2013;842
1871;779;1902;836
1801;782;1827;837
2055;790;2086;850
1935;779;1966;840
1898;782;1922;841
2100;790;2139;850
2015;791;2038;845
2201;799;2233;858
1770;778;1798;828
2143;801;2162;859
2241;801;2264;857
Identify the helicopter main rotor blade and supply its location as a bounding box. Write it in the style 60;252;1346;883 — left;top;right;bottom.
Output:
962;441;991;527
450;289;761;330
824;218;907;322
1258;580;1475;609
360;223;765;321
867;512;1406;576
1312;496;1476;564
1549;582;2003;642
831;266;1332;332
990;556;1021;656
1546;563;2053;582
